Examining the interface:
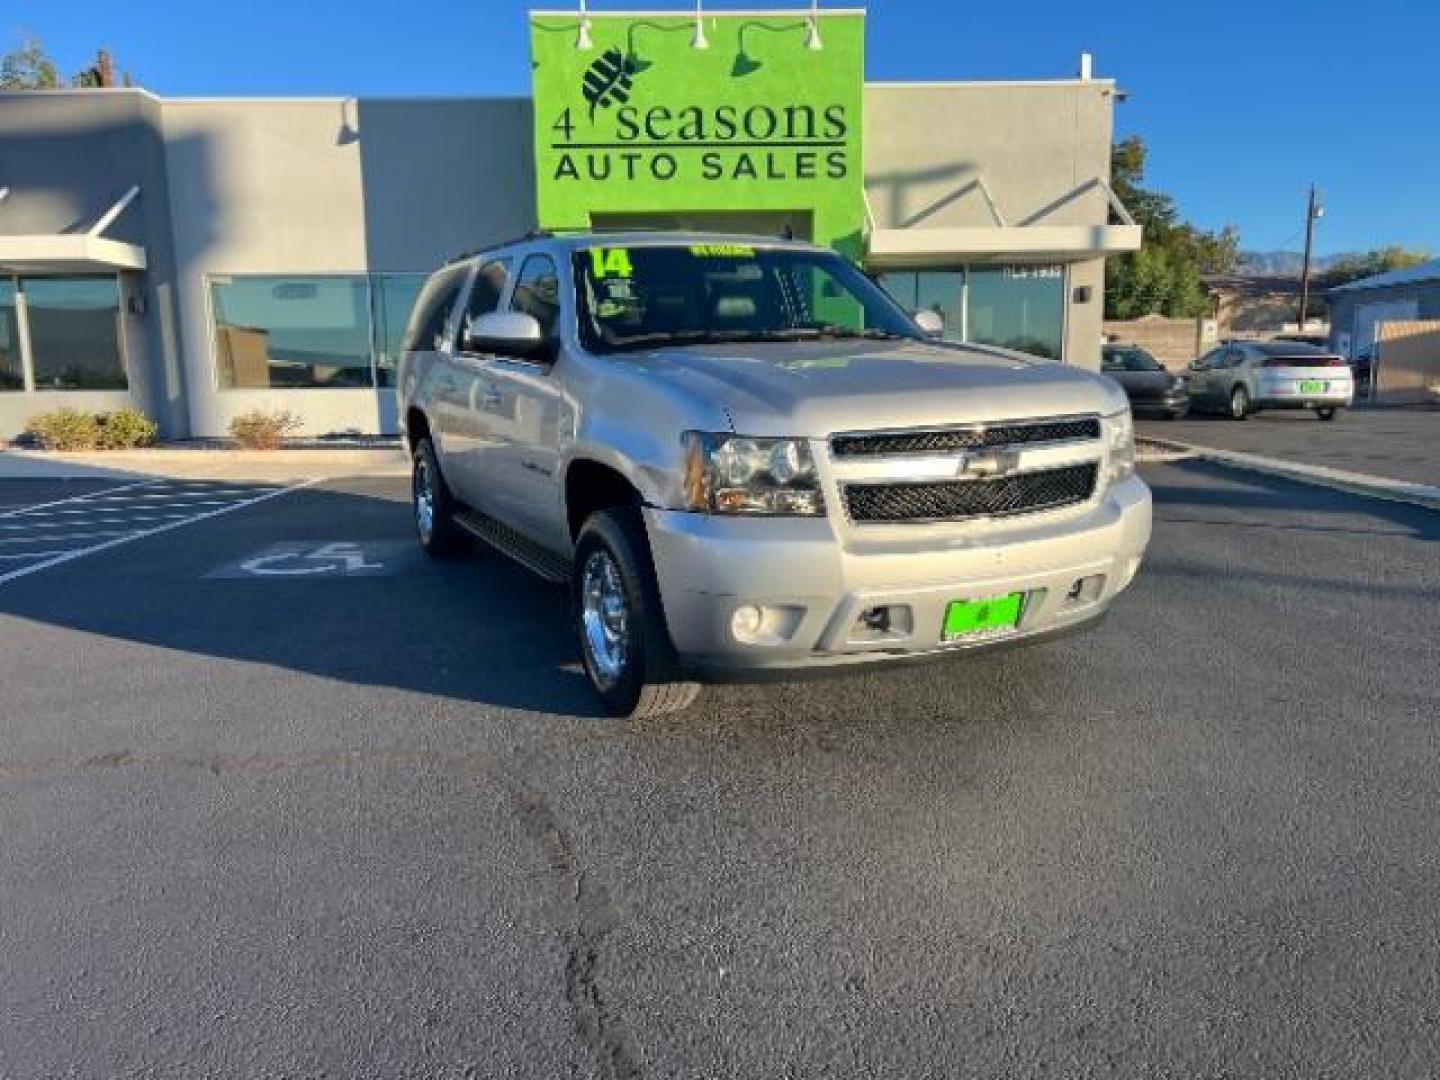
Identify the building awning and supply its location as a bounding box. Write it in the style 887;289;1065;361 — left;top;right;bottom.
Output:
0;185;146;274
866;224;1141;267
863;174;1141;267
0;234;147;274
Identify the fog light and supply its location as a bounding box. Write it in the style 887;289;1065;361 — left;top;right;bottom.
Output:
731;604;764;639
1063;574;1105;606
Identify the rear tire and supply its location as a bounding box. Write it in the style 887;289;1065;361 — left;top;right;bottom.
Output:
571;506;700;718
1228;385;1251;420
1316;407;1338;421
412;437;467;557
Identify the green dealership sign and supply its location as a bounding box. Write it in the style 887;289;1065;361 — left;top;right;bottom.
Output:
529;10;865;254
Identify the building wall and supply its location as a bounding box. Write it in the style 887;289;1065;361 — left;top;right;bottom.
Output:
0;90;186;437
159;96;536;438
863;81;1118;368
1329;281;1440;356
3;80;1123;438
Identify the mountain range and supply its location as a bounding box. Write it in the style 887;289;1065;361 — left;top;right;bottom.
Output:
1235;251;1356;277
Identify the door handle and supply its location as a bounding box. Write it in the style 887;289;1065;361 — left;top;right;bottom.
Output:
481;388;504;410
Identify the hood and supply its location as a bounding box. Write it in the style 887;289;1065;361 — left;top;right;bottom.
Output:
618;339;1129;437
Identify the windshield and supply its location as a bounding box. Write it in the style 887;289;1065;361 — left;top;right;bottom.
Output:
573;243;925;354
1102;347;1163;373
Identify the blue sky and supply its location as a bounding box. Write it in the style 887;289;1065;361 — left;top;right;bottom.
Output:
9;0;1438;256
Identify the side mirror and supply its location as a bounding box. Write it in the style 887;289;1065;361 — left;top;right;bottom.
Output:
463;311;549;360
913;309;944;337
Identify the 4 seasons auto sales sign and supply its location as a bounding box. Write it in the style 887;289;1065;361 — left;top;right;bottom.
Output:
529;9;866;254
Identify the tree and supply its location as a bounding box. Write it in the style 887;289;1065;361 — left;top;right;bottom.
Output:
0;35;59;89
0;37;136;90
1318;246;1430;290
1106;136;1240;320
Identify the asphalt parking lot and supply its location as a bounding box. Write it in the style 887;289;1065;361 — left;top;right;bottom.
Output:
1;462;1437;1077
1138;407;1440;487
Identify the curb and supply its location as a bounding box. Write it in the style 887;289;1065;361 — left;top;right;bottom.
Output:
1138;436;1440;513
0;446;409;482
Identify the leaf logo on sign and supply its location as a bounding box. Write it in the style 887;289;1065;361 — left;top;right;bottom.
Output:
581;48;640;120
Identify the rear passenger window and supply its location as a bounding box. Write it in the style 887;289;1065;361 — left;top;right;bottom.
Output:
510;255;561;338
458;260;510;352
403;265;467;353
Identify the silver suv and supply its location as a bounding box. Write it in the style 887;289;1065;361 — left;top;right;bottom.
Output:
397;233;1151;716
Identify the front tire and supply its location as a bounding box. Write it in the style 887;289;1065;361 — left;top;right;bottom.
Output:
1316;407;1338;421
571;507;700;718
412;436;467;557
1228;385;1251;420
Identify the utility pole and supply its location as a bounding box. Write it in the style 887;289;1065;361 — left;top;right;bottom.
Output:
1297;184;1322;330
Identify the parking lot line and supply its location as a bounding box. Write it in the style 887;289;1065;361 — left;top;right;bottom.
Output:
0;531;133;545
0;478;325;586
0;551;69;560
0;479;156;520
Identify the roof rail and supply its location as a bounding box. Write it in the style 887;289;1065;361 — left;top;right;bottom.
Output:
444;229;553;265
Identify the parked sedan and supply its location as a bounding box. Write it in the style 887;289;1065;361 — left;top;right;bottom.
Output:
1101;344;1190;418
1187;341;1353;420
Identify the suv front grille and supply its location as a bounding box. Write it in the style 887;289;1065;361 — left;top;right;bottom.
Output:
844;463;1099;523
831;418;1100;458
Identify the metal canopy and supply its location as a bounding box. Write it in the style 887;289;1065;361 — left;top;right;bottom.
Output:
0;185;146;273
864;175;1142;267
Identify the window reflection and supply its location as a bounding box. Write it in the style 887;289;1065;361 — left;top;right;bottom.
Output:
26;276;127;390
877;265;1065;360
0;280;21;391
212;276;373;389
373;274;425;388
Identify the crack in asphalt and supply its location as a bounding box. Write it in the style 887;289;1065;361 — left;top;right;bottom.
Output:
506;777;646;1080
0;745;648;1079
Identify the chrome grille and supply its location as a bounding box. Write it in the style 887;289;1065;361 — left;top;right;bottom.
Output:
844;463;1099;523
831;418;1100;458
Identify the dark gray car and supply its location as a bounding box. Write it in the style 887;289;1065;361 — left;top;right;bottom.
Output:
1101;345;1190;419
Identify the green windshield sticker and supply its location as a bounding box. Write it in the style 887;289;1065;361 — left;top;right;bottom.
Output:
588;247;634;278
689;244;755;258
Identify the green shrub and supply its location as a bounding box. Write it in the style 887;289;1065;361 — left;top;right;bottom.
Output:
24;408;103;451
228;408;302;450
97;408;159;449
23;407;159;451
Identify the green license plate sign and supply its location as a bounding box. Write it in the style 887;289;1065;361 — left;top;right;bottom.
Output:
942;592;1025;641
1300;380;1326;394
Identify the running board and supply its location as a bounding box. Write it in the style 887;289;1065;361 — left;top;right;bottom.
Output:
454;510;570;584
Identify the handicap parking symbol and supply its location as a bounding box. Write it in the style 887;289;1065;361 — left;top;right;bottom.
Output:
207;540;415;579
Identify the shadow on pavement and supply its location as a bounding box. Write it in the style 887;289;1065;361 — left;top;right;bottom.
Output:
0;479;610;718
1146;460;1440;543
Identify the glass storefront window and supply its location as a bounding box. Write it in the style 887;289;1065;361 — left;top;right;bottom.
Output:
876;265;1065;359
212;276;373;389
966;265;1065;361
0;279;21;391
25;276;127;390
372;274;425;388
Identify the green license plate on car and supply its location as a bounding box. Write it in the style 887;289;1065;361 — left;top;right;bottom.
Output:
942;592;1025;642
1300;380;1326;394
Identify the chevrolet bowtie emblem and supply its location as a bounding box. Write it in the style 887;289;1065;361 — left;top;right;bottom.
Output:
958;448;1020;478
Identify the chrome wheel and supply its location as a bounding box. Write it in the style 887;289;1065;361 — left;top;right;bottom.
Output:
414;456;435;543
580;549;629;689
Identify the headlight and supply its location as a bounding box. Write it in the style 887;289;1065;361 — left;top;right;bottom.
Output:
1171;376;1186;391
1105;409;1136;485
682;432;825;516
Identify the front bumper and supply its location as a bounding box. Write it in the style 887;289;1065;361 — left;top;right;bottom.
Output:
1130;391;1190;416
645;474;1152;674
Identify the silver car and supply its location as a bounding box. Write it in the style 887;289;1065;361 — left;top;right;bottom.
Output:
1186;341;1354;421
397;233;1151;716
